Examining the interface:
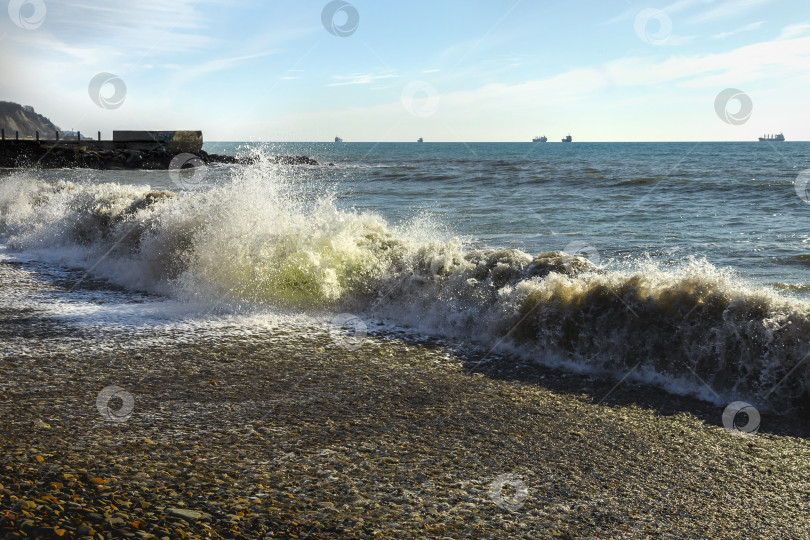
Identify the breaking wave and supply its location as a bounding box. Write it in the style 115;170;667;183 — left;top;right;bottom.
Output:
1;161;809;412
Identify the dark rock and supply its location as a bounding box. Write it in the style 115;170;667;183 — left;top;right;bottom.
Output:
203;152;239;164
274;155;318;165
0;140;317;171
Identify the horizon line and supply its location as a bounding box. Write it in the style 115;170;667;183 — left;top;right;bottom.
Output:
201;140;806;144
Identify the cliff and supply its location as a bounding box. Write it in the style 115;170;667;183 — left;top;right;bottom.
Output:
0;101;60;137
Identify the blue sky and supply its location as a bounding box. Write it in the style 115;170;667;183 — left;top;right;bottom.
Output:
1;0;809;141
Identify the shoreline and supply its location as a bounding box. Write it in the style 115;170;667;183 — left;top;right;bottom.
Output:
2;314;809;538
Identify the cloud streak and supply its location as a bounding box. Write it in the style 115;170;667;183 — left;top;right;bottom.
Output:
711;21;764;40
327;73;400;87
172;51;280;85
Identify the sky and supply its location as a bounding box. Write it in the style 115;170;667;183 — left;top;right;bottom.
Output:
1;0;809;142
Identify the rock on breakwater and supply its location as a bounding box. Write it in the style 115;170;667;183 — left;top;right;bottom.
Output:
0;140;317;170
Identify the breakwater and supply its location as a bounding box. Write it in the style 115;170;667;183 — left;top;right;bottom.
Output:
0;131;317;169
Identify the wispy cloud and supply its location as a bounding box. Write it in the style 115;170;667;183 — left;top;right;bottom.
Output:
603;0;703;25
327;73;400;87
606;35;810;89
279;68;306;80
174;51;279;84
687;0;777;23
606;0;776;26
778;23;810;40
40;0;221;54
712;21;764;40
5;33;106;64
1;0;226;76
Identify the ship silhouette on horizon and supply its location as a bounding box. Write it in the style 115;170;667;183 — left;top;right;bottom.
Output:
759;133;785;142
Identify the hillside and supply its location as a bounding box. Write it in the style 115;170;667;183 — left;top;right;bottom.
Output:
0;101;60;138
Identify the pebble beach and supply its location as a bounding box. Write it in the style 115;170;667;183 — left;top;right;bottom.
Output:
2;286;810;539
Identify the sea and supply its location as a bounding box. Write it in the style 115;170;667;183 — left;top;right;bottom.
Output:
2;141;809;412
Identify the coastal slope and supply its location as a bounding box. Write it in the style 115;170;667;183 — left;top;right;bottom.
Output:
0;102;60;137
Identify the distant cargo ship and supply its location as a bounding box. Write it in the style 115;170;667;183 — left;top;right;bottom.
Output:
334;136;343;142
562;134;572;143
759;133;785;142
532;135;547;142
417;137;423;143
